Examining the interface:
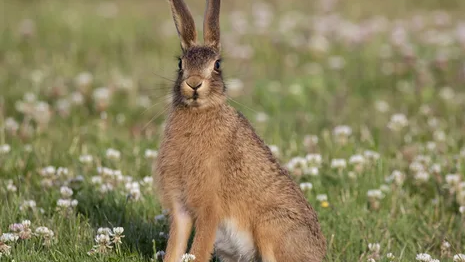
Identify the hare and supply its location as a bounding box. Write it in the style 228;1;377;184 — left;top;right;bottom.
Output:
154;0;327;261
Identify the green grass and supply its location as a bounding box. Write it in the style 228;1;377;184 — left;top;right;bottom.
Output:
1;0;465;261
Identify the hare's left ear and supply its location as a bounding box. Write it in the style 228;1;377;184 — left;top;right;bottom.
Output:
169;0;198;52
203;0;221;51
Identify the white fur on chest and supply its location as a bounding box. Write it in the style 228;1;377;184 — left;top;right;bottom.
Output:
214;219;256;262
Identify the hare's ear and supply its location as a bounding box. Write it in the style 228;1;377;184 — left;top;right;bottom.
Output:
169;0;197;51
203;0;221;51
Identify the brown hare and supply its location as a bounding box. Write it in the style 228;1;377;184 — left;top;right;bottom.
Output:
154;0;327;261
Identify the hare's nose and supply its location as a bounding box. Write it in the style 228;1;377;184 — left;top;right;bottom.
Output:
186;76;203;90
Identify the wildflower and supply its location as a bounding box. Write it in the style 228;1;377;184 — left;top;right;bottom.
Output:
375;100;390;113
303;135;319;148
106;148;121;160
299;182;313;191
414;171;430;183
349;154;365;172
140;176;153;186
409;162;425;173
6;180;17;192
0;233;19;243
144;149;158;159
57;167;69;176
430;163;441;173
0;242;12;256
445;174;460;186
268;145;280;157
454;254;465;262
305;154;322;166
303;167;319;176
93;234;112;253
40;166;56;176
380;184;390;193
364;150;380;161
333;125;352;145
441;240;451;257
0;144;11;154
255;112;269;123
181;253;196;262
75;72;93;87
5;117;20;133
91;176;103;184
367;258;375;262
112;227;125;245
57;199;78;208
320;201;329;208
20;200;37;211
97;227;113;236
317;194;328;202
35;226;54;246
386;253;395;259
60;186;73;198
367;190;384;200
387;113;408;131
460;206;465;214
331;159;347;170
368;243;380;253
433;130;446;142
416;253;432;261
226;78;244;97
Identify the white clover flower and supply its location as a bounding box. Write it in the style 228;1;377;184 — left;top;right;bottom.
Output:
93;87;111;103
79;154;93;164
60;186;73;198
57;199;72;208
367;189;384;200
459;206;465;214
368;243;380;253
414;171;430;182
433;130;446;142
144;149;158;159
445;174;460;186
303;135;319;147
305;154;322;166
364;150;380;161
430;163;441;173
454;254;465;262
426;141;437;151
41;166;56;176
22;220;31;228
95;234;111;245
299;182;313;191
367;259;375;262
6;182;17;193
97;227;113;236
113;227;124;235
409;162;425;173
386;253;395;259
71;199;78;207
5;117;20;133
387;113;408;131
106;148;121;160
20;200;37;211
181;253;196;262
331;159;347;169
304;167;319;176
129;187;142;200
255;112;269;123
75;72;93;87
35;227;54;237
416;253;434;261
0;233;19;243
375;100;390;112
349;154;365;165
380;184;390;193
91;176;103;184
140;176;153;186
333;125;352;137
0;144;11;154
316;194;328;202
268;145;280;157
226;78;244;97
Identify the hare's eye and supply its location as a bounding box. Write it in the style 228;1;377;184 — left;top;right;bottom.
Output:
178;59;182;70
214;60;221;70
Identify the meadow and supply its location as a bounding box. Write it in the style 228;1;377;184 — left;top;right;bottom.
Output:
1;0;465;261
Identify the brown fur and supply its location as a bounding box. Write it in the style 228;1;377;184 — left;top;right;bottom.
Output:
154;1;326;261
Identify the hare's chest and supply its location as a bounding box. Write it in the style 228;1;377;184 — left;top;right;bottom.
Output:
214;219;256;261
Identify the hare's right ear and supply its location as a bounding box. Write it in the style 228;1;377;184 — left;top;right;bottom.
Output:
169;0;197;52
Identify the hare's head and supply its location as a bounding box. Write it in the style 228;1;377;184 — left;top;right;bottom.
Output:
169;0;225;110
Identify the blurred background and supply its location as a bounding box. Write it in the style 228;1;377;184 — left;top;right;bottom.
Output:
1;0;465;261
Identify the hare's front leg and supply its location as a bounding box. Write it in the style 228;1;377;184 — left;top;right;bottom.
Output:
188;206;220;262
164;202;193;262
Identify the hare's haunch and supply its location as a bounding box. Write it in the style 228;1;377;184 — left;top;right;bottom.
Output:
154;1;327;261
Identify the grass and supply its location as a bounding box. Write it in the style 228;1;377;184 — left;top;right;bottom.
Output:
1;0;465;261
